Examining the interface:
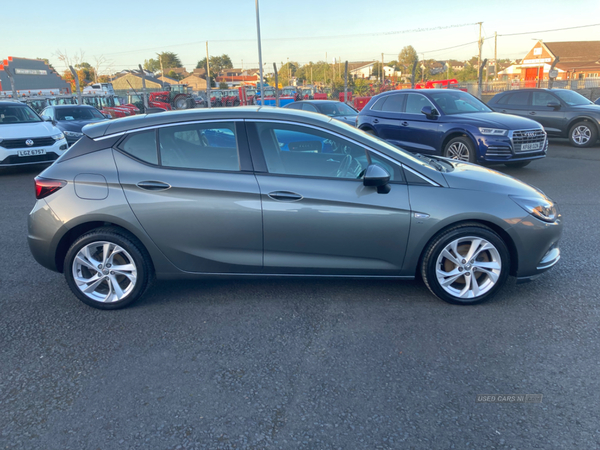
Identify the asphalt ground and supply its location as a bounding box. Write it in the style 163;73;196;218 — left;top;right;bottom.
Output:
1;139;599;449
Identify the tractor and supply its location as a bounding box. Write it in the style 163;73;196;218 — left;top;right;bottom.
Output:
222;90;241;107
148;84;195;110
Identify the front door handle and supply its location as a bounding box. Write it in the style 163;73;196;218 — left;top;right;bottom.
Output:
268;191;303;202
500;109;507;113
373;119;379;123
529;111;536;115
137;180;171;191
401;121;409;126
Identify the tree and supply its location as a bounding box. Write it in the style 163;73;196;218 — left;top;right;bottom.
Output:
144;52;183;75
143;58;160;73
218;81;229;89
196;54;233;76
398;45;421;82
167;70;183;81
353;78;369;96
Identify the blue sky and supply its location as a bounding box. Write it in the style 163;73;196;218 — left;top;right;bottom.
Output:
3;0;599;74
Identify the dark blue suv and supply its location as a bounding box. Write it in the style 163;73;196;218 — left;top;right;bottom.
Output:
357;89;547;168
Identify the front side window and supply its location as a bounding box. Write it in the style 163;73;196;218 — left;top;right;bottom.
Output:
368;152;403;182
532;91;558;107
120;130;158;165
0;105;41;124
255;122;368;179
405;94;436;114
159;122;239;171
429;91;490;115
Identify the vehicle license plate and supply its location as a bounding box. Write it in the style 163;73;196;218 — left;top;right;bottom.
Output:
521;143;540;151
18;149;46;157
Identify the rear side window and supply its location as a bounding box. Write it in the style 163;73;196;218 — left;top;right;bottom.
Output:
495;94;510;105
370;97;387;111
380;94;404;112
159;122;239;171
506;92;530;106
119;130;158;165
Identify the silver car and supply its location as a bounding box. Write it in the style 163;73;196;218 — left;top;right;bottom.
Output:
28;107;562;309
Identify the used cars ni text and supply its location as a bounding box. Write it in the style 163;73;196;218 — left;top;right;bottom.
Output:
357;89;547;168
28;107;562;309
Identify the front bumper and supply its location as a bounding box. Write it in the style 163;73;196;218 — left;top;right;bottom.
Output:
476;133;548;163
0;140;68;166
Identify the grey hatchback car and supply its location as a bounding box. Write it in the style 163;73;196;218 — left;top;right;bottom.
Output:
28;107;562;309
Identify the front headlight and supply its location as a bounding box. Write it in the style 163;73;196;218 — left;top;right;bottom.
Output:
478;127;508;136
51;133;65;141
63;131;83;138
510;196;558;223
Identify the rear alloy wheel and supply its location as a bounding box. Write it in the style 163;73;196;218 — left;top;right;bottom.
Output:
64;228;152;309
444;137;476;163
569;121;597;148
421;224;510;305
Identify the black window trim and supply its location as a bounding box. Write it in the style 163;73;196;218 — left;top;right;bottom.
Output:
113;119;252;173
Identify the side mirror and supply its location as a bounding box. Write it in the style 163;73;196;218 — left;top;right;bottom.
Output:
421;106;439;118
547;101;561;110
103;113;112;119
363;164;391;194
43;116;52;122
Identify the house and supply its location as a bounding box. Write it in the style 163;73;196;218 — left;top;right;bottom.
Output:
447;60;465;71
192;68;207;77
504;41;600;81
219;68;243;77
348;61;400;79
166;67;189;78
111;71;165;91
179;74;207;91
214;75;258;88
157;75;178;86
0;56;71;97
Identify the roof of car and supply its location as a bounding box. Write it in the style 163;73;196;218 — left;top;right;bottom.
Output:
82;106;334;139
0;100;28;106
51;104;97;108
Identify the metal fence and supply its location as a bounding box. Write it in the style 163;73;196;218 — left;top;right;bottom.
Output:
456;79;600;100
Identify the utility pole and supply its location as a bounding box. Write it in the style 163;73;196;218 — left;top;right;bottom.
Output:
206;41;211;109
477;22;483;76
69;66;82;106
325;52;327;85
160;55;165;88
381;53;384;85
137;64;148;110
273;63;279;107
494;31;498;81
344;60;348;104
310;64;313;86
255;0;265;107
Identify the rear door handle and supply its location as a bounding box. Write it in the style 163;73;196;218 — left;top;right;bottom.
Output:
137;180;171;191
401;121;409;126
268;191;303;202
529;111;536;115
500;109;507;113
373;119;379;123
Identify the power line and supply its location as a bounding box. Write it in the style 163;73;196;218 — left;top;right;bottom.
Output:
498;22;600;37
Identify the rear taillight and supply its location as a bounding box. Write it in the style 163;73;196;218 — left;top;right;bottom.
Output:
35;177;66;199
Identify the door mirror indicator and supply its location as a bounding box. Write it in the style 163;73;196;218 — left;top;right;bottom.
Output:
363;164;391;193
547;102;561;110
421;106;439;118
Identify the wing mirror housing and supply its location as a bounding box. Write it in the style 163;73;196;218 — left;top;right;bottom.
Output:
421;106;439;118
363;164;391;194
547;101;561;110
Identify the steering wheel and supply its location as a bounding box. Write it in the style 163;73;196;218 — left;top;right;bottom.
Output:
336;155;352;178
200;134;210;146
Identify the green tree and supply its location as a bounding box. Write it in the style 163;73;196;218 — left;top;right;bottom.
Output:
196;54;233;76
143;58;160;73
353;78;369;96
218;81;229;89
144;52;182;75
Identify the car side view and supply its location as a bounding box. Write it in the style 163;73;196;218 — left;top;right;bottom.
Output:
357;89;547;168
28;107;562;309
488;88;600;147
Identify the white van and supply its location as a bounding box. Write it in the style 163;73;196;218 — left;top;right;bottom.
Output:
0;101;68;167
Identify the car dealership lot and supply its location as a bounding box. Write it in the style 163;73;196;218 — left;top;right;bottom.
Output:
1;140;599;449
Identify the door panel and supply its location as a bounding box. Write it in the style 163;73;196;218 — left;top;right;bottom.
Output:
256;175;411;274
529;91;567;134
393;93;441;154
113;125;263;273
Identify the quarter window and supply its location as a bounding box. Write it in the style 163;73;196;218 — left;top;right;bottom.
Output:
368;152;404;182
159;122;239;171
254;123;369;179
119;130;158;165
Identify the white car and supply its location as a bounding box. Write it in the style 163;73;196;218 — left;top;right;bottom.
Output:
0;101;68;167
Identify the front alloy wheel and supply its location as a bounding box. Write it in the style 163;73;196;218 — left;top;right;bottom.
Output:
569;122;597;148
444;137;475;163
421;224;510;305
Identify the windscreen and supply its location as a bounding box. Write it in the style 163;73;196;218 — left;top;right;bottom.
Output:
56;107;105;121
552;89;592;106
0;105;41;124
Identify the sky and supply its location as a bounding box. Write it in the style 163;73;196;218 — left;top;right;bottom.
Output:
3;0;600;74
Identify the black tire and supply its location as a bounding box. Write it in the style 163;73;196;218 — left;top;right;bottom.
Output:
504;161;531;168
444;136;476;163
568;121;597;148
362;128;377;136
64;227;153;310
421;223;510;305
172;94;189;110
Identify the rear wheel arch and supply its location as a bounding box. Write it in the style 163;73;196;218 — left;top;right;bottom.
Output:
55;221;153;274
416;219;519;278
359;124;377;135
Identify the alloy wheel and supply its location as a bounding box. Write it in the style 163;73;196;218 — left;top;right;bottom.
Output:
435;236;502;299
572;125;591;145
446;142;471;161
72;241;137;303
